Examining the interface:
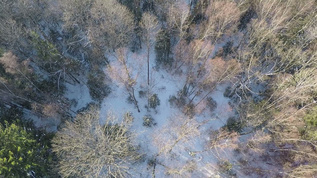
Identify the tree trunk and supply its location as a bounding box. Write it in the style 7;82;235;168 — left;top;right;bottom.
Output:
147;43;150;86
130;87;140;112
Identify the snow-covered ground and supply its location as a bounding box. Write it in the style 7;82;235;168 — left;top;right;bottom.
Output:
99;43;238;177
64;81;93;112
23;109;61;132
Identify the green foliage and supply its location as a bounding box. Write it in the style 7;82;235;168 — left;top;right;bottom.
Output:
87;67;111;102
32;30;85;95
223;87;234;98
278;14;313;47
244;100;273;128
31;31;74;94
149;94;160;109
0;48;3;57
0;63;7;79
155;29;172;67
218;159;235;176
225;117;244;133
0;121;53;177
302;107;317;140
36;77;66;95
0;106;23;125
31;31;60;68
143;115;156;127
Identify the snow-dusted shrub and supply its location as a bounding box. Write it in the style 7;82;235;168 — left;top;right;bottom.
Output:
183;103;195;117
143;115;156;127
126;95;134;104
138;90;146;98
149;94;160;109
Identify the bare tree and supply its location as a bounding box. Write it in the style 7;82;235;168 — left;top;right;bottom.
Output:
153;114;200;156
58;0;93;30
201;0;241;42
107;48;142;112
167;2;192;41
151;114;201;176
89;0;135;51
52;106;141;177
140;12;160;86
59;0;135;51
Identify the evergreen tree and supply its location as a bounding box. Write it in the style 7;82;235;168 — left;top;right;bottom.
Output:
0;121;53;177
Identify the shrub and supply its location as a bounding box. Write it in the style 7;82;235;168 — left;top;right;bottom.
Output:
223;87;234;98
139;90;146;98
87;67;111;102
168;95;178;106
149;94;160;109
302;107;317;140
225;117;243;133
37;77;66;95
184;103;195;117
206;97;217;112
126;95;134;104
143;115;156;127
0;106;23;125
218;159;234;175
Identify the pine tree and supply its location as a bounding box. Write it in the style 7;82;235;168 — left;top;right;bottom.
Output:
0;121;53;177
